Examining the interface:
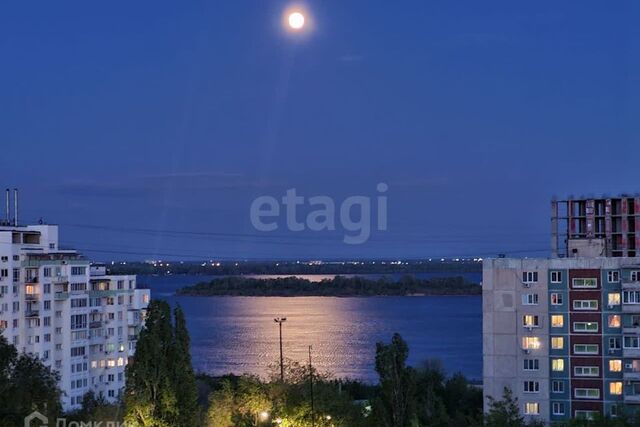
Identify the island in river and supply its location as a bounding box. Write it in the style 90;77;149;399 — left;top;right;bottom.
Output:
176;275;481;297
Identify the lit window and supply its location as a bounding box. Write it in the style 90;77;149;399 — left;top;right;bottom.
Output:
610;360;622;372
608;292;620;305
522;337;541;350
610;382;623;395
523;315;539;327
524;402;539;415
552;359;565;372
551;315;564;328
551;337;564;349
609;315;621;328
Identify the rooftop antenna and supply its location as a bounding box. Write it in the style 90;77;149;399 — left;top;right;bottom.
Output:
13;188;18;226
4;189;9;225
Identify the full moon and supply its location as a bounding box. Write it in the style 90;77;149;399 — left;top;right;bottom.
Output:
288;12;305;30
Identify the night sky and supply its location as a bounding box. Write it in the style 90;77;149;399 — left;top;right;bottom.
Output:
1;1;638;260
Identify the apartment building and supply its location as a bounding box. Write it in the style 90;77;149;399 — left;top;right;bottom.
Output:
0;222;150;410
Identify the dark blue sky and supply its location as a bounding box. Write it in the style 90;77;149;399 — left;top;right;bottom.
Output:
1;1;638;260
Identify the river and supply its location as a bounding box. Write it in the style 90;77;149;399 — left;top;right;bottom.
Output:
141;273;482;383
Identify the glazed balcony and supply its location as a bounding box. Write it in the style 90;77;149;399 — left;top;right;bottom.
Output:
25;293;39;301
54;292;69;301
624;394;640;404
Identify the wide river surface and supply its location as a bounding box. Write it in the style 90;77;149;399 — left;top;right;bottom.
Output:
142;273;482;383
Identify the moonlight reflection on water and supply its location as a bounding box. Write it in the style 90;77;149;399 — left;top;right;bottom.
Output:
145;275;482;382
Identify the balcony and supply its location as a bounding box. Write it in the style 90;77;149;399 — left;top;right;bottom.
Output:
623;279;640;289
89;321;102;329
624;348;640;358
51;276;69;285
25;293;39;301
624;372;640;381
624;394;640;404
622;304;640;313
25;309;39;317
54;292;69;301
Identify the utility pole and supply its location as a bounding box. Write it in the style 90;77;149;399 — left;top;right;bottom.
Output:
309;345;315;427
274;317;287;382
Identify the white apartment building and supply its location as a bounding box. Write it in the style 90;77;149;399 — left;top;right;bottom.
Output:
0;223;150;410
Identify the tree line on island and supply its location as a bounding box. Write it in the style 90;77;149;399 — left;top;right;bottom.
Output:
177;275;481;297
3;299;640;426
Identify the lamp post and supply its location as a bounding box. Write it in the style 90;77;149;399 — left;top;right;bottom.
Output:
274;317;287;382
309;345;315;427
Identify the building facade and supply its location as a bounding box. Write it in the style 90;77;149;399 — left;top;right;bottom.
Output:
483;257;640;422
0;224;150;410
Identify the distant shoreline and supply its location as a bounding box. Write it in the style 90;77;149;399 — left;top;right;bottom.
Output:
176;275;481;297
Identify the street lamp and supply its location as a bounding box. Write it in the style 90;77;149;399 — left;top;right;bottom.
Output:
274;317;287;382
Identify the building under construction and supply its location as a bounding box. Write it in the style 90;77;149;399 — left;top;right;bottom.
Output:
551;195;640;258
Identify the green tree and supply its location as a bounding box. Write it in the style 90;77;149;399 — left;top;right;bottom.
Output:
414;360;449;426
206;379;235;427
371;333;417;427
485;387;525;427
171;305;199;426
124;300;177;427
0;334;62;426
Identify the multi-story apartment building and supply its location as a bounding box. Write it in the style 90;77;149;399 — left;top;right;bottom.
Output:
485;194;640;423
0;221;150;410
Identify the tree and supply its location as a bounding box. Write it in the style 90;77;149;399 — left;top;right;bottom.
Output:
371;333;417;427
171;305;199;426
484;387;525;427
413;360;448;426
66;391;122;423
0;334;62;426
124;300;178;426
206;379;235;427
